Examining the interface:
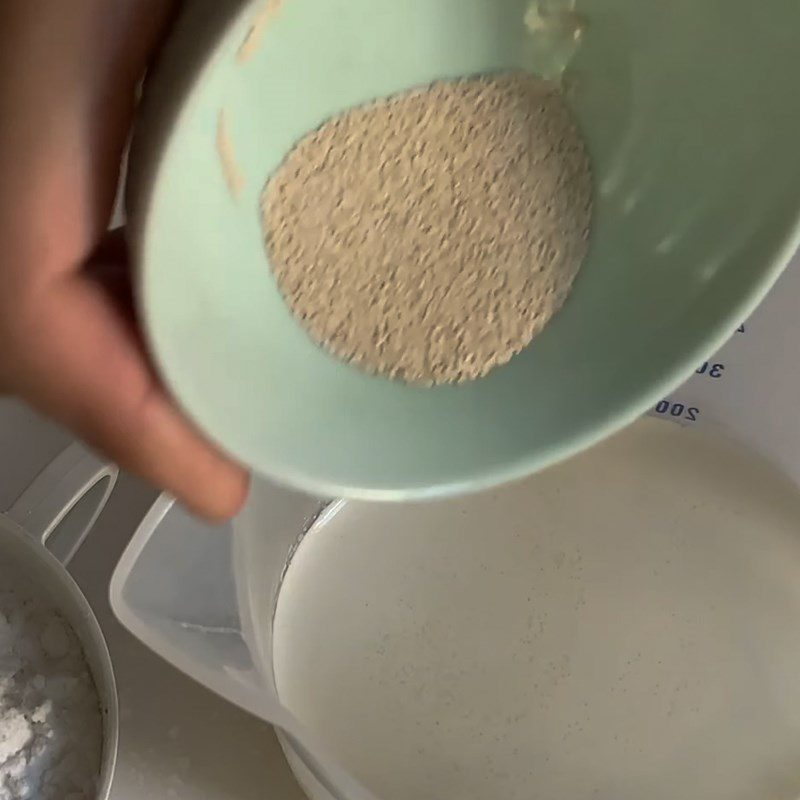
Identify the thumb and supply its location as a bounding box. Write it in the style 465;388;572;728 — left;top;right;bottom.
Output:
3;245;249;522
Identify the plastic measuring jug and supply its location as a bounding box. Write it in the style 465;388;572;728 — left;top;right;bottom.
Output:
129;0;800;500
647;248;800;488
111;483;380;800
112;245;800;800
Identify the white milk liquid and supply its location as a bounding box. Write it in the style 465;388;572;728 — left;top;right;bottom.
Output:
272;420;800;800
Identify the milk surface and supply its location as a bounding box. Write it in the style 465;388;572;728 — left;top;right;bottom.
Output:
273;421;800;800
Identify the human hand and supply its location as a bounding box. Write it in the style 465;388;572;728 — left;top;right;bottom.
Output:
0;1;249;521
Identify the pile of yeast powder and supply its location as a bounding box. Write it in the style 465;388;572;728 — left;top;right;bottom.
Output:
262;71;593;385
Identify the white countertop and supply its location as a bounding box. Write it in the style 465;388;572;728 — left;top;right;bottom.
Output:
0;400;305;800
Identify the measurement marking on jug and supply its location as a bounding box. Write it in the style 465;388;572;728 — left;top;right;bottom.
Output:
653;400;700;422
695;362;725;379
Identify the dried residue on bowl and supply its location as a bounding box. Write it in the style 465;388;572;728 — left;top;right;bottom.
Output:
216;110;246;200
238;0;284;63
524;0;587;80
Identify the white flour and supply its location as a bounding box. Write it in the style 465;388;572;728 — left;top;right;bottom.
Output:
0;565;102;800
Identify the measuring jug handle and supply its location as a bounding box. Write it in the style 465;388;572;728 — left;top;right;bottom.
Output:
6;442;118;565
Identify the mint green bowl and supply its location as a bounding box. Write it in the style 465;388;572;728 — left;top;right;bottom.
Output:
129;0;800;499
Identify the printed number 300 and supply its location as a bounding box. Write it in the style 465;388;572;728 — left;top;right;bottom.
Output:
696;362;725;378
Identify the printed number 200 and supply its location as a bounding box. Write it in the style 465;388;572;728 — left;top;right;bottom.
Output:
655;401;699;422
